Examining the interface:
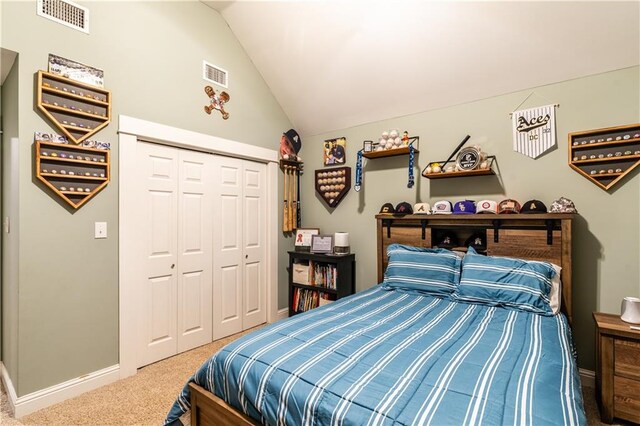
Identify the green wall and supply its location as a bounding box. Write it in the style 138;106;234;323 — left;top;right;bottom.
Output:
301;67;640;371
1;1;292;396
1;58;20;384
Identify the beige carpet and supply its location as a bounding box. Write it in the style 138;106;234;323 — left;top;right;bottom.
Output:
0;329;616;425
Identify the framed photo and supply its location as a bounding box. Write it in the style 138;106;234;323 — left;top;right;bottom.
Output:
311;235;333;254
295;228;319;252
48;54;104;88
323;137;346;166
363;140;373;152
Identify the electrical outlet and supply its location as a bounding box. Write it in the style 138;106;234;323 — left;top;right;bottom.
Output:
95;222;107;239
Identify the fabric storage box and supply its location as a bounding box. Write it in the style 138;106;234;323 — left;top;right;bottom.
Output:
292;262;310;285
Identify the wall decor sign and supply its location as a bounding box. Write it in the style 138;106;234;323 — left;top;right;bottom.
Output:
512;104;557;159
48;54;104;87
323;137;346;166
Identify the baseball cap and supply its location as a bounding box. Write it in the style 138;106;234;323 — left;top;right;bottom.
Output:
476;200;498;214
521;199;548;214
284;129;302;153
432;200;453;215
395;202;413;215
453;200;476;215
548;197;578;213
379;203;395;215
465;233;486;250
436;231;459;248
498;199;521;214
413;203;431;215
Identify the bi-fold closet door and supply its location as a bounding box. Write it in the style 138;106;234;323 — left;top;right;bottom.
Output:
136;142;266;368
212;156;267;340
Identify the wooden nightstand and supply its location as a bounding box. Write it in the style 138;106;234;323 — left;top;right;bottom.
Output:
593;312;640;424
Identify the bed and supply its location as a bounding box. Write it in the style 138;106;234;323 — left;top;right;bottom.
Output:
165;213;586;425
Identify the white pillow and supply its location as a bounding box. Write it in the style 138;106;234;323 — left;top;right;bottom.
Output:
549;263;562;315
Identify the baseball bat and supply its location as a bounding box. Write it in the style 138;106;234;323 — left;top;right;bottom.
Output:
288;165;294;231
296;167;301;229
292;167;298;230
440;135;471;170
283;165;289;232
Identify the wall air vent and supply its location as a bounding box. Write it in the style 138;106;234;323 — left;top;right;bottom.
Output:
203;61;228;88
37;0;89;34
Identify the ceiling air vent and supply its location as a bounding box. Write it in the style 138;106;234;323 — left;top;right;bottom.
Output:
203;61;228;88
37;0;89;34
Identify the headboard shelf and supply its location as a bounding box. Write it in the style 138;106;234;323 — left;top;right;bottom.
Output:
376;214;575;324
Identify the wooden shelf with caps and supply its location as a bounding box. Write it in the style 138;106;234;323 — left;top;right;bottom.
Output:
36;70;111;145
36;141;110;209
568;123;640;191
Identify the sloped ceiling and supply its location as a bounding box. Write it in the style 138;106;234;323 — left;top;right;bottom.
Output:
204;1;639;137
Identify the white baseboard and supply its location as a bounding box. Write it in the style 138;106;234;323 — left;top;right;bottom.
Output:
580;368;595;388
276;307;289;321
2;362;120;418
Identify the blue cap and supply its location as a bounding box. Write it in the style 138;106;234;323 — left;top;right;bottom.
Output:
453;200;476;215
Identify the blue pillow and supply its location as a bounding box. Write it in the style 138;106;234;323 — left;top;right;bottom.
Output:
454;247;555;315
381;244;461;296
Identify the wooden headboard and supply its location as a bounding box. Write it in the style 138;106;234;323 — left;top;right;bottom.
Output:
376;213;575;324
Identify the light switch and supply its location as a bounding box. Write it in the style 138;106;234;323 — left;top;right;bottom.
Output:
3;217;9;234
95;222;107;239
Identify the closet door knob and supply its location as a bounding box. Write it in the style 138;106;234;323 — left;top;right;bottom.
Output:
245;255;248;259
171;264;175;269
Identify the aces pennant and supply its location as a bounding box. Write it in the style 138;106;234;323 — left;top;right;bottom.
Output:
512;104;557;159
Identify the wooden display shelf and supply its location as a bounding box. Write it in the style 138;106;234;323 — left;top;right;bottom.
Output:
568;123;640;191
43;102;109;120
36;141;111;209
423;168;495;179
363;146;418;159
572;154;640;164
40;173;107;181
571;137;640;150
36;70;112;145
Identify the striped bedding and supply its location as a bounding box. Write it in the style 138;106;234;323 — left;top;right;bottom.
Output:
165;286;586;425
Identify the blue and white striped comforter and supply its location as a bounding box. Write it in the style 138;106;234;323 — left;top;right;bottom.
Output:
165;286;586;425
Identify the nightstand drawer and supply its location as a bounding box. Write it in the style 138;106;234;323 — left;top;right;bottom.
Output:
292;263;310;285
615;339;640;381
614;376;640;423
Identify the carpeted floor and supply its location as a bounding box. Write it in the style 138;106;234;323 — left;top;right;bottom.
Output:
0;327;616;425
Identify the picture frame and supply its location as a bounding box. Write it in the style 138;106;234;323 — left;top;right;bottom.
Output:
311;235;333;254
363;140;373;152
294;228;320;252
323;137;346;166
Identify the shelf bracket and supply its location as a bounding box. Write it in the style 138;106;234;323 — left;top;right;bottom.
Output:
546;219;554;245
421;220;427;240
492;219;501;243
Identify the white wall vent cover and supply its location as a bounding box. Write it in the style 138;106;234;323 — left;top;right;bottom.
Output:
37;0;89;34
203;61;228;88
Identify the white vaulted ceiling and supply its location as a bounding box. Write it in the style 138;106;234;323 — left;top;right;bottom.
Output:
203;1;640;137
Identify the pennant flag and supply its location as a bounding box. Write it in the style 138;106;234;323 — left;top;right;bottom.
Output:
512;104;557;159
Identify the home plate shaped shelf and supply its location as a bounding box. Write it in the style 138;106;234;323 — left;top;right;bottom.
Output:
568;123;640;191
36;70;112;145
36;141;110;209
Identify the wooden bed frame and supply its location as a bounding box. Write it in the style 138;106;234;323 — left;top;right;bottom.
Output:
188;213;575;425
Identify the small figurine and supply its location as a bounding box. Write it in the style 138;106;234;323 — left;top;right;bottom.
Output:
204;85;230;119
402;131;409;146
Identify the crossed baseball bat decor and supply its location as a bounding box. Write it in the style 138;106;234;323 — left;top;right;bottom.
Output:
282;161;303;233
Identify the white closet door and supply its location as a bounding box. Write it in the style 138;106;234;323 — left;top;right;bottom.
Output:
213;156;244;339
137;142;179;367
242;162;267;329
176;150;214;353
